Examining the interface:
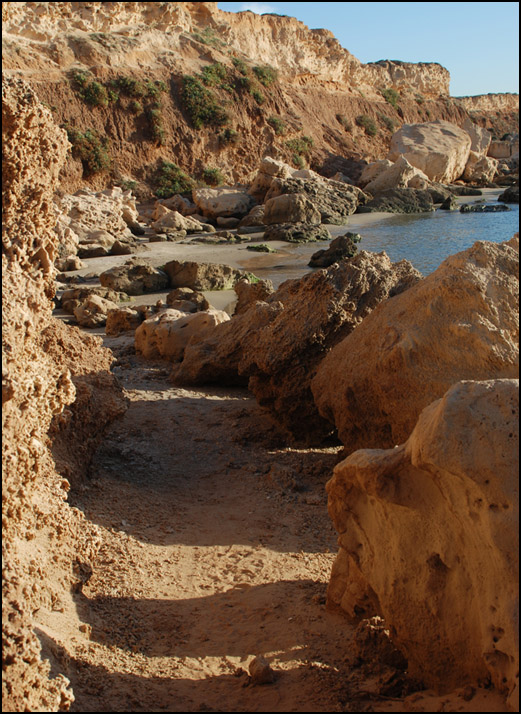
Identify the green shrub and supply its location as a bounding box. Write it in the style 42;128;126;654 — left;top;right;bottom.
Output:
155;161;194;198
130;99;143;114
237;75;253;92
66;127;111;175
191;27;224;48
292;154;305;169
251;88;265;105
415;93;425;105
381;88;400;110
378;114;396;132
181;75;230;129
70;71;110;107
336;113;352;131
112;76;147;98
202;167;225;186
232;57;248;75
219;128;239;145
356;114;378;136
285;135;314;156
200;63;228;86
252;65;278;86
267;116;286;135
146;107;165;144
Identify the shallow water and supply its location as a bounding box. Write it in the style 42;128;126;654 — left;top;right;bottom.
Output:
241;190;519;287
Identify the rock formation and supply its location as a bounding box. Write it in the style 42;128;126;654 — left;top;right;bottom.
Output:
2;76;124;712
174;252;422;442
312;237;519;453
326;378;519;709
388;120;472;183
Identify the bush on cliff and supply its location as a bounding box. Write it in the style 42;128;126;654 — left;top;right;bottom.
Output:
181;75;230;129
65;127;111;175
356;114;378;136
155;161;195;198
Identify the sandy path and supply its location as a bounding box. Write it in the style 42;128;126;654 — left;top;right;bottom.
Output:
35;339;509;713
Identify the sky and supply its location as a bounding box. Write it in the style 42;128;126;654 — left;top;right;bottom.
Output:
217;2;519;97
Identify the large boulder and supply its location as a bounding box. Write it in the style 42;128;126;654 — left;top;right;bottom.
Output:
498;185;519;203
135;308;230;361
388;120;472;183
312;237;519;453
264;176;369;224
356;188;434;213
364;156;430;194
99;258;169;295
173;252;422;442
150;205;207;234
163;260;246;291
358;159;394;187
462;117;492;156
263;222;331;243
73;294;120;328
463;151;499;183
263;192;321;225
308;233;361;268
248;157;294;201
327;378;519;709
192;185;255;219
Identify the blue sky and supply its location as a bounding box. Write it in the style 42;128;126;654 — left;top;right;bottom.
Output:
217;2;519;97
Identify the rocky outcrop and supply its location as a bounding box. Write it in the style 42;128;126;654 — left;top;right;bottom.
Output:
363;156;430;194
313;237;519;453
265;176;369;225
499;185;519;203
99;258;169;295
263;222;331;243
173;252;421;442
356;188;434;213
308;233;361;268
163;260;246;291
135;308;230;362
463;151;499;183
192;186;255;219
388;120;472;183
2;77;124;711
263;192;321;225
326;378;519;709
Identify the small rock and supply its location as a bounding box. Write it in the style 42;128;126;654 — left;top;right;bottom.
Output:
248;655;276;685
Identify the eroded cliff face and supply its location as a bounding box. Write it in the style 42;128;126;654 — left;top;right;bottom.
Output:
4;1;514;194
2;76;125;711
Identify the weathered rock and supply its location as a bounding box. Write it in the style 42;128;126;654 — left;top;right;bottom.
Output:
150;207;205;234
249;655;276;685
159;193;197;215
173;253;421;441
313;237;519;453
264;176;369;224
163;260;246;291
192;185;256;219
99;258;169;295
488;139;519;160
216;216;240;228
233;278;275;315
238;204;265;227
264;192;321;225
2;76;124;713
463;117;492;156
248;157;294;201
105;306;143;336
166;288;210;313
263;223;331;243
77;243;110;258
327;378;519;708
135;308;230;361
463;151;499;183
358;159;394;187
308;233;361;268
460;203;510;213
364;156;430;194
73;294;120;328
439;194;458;210
171;301;281;386
55;255;86;272
60;286;127;314
388;120;472;183
356;188;434;213
498;185;519;203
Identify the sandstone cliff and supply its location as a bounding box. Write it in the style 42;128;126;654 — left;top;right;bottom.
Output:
2;76;125;711
2;2;517;194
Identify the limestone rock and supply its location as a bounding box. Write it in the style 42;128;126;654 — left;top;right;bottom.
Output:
264;176;369;224
151;206;206;234
463;151;499;183
248;157;294;201
308;233;361;268
60;287;127;314
99;258;169;295
326;378;519;708
263;223;331;243
233;278;275;315
498;185;519;203
460;203;510;213
364;156;430;194
264;192;321;225
313;238;519;453
73;294;120;328
358;160;394;187
238;205;265;227
192;186;255;219
135;308;230;362
462;117;492;156
163;260;245;291
105;306;143;336
388;120;472;183
166;288;210;313
173;253;421;441
357;188;434;213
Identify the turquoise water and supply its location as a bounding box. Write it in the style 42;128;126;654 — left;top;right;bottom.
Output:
347;202;519;275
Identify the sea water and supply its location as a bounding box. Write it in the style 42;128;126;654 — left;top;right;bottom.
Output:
241;189;519;287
